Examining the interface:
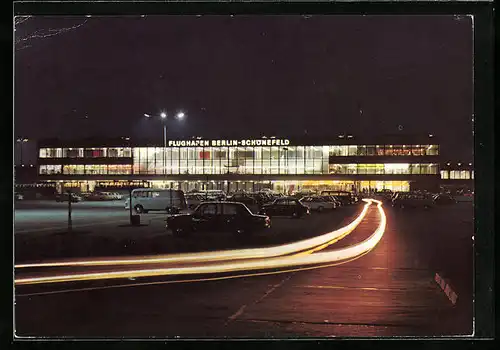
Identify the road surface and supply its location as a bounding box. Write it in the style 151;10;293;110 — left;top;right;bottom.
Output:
14;201;473;337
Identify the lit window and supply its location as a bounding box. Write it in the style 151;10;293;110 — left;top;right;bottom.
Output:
412;145;425;156
38;165;62;174
384;163;410;174
427;145;439;156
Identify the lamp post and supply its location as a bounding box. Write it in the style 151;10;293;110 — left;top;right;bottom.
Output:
144;111;185;179
16;138;28;165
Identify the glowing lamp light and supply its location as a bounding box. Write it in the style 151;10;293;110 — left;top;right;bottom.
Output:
160;112;167;119
177;112;185;119
429;134;434;137
458;163;461;166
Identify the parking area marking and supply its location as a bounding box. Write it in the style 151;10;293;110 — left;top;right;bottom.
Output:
297;285;405;292
226;273;294;324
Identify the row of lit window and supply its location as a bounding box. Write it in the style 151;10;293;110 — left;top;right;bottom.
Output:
440;170;474;180
39;163;438;176
329;145;438;156
329;164;438;175
39;148;132;158
38;145;439;159
39;165;132;175
131;164;328;175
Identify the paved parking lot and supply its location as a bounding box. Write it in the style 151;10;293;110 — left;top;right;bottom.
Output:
15;200;147;233
15;200;474;337
14;200;363;262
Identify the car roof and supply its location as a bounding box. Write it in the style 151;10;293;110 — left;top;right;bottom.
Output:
132;188;181;192
199;201;244;205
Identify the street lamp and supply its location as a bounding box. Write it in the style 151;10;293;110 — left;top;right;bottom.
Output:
16;138;29;165
144;111;186;177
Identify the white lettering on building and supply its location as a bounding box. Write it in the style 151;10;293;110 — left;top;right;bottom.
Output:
169;138;291;147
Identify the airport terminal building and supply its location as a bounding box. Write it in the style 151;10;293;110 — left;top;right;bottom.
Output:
36;135;441;194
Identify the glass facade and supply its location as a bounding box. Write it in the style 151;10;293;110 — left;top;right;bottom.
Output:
127;146;331;175
328;145;438;157
40;147;132;158
38;144;439;176
40;164;132;175
39;144;439;159
329;163;438;175
440;169;474;180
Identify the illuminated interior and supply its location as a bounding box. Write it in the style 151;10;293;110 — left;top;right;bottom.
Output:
37;142;439;193
44;179;411;194
39;145;439;176
440;170;473;180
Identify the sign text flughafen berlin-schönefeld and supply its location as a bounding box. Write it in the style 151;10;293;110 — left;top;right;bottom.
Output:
167;139;291;147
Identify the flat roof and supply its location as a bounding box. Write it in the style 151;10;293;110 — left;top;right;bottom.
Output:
37;134;440;148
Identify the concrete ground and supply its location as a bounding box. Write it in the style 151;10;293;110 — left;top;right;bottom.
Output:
14;200;360;262
13;200;474;338
15;199;133;234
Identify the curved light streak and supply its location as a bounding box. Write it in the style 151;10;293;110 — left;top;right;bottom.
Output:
15;200;385;286
17;247;374;298
15;200;372;270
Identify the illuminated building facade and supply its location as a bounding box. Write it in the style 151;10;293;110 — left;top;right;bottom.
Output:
36;136;441;194
439;161;474;193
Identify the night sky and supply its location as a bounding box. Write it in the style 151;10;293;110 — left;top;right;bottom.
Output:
14;15;473;162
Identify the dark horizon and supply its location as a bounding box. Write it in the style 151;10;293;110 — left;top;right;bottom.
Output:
15;15;473;161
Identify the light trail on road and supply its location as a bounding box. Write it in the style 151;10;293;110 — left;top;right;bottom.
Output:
15;200;372;269
15;200;386;286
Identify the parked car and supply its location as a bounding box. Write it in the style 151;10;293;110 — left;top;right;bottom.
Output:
455;191;474;202
433;194;457;205
259;197;310;218
392;193;434;209
85;192;111;201
248;192;272;207
80;192;92;199
291;191;317;199
108;192;123;200
205;190;227;201
55;193;82;202
185;193;204;209
321;191;355;205
166;201;271;237
125;188;187;214
376;189;393;199
328;195;342;207
192;190;226;201
320;195;341;208
299;196;336;212
227;193;258;207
